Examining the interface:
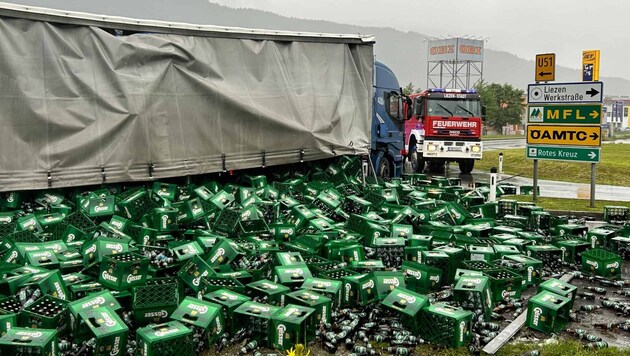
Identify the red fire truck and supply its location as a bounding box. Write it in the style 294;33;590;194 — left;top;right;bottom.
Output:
403;88;485;174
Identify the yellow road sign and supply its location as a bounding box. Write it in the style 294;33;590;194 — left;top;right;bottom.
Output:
582;50;600;81
535;53;555;82
527;124;601;147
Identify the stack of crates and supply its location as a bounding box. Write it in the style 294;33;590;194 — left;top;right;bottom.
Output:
553;239;591;263
286;289;331;325
300;278;342;308
526;291;571;333
99;252;149;291
419;251;451;286
433;246;466;284
581;248;623;279
420;303;473;348
203;289;251;329
136;321;194;356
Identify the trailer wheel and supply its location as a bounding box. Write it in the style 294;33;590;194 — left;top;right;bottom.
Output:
376;155;393;178
459;159;475;174
409;145;425;173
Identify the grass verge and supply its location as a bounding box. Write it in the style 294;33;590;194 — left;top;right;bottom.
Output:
483;134;525;140
413;339;627;355
477;144;630;186
501;195;630;212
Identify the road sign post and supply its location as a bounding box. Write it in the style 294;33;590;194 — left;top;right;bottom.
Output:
528;82;603;104
536;53;555;82
526;125;601;147
526;146;600;163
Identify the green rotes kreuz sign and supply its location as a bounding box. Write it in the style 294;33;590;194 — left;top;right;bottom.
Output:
528;104;602;124
526;145;600;163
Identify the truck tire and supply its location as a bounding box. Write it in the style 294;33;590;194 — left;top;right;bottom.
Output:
459;159;475;174
428;160;445;173
376;155;393;178
409;145;425;173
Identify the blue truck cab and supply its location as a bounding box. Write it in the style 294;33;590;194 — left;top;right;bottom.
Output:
371;61;406;177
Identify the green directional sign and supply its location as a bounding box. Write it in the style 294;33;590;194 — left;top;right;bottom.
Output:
526;145;600;163
527;104;602;124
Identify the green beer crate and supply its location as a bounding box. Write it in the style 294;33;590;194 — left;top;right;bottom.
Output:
205;237;245;268
136;320;193;356
408;235;432;248
382;287;429;335
453;275;493;321
19;295;69;334
203;289;251;327
350;260;386;273
341;273;376;306
286;289;332;325
270;304;316;351
247;279;291;307
502;254;543;286
526;245;563;267
403;246;429;263
82;237;131;270
372;270;407;301
170;297;225;345
171;241;204;262
68;291;122;338
493;245;521;259
401;261;442;294
462;224;492;238
197;275;246;296
554;239;590;263
468;246;495;262
132;279;180;326
431;246;466;284
300;278;342;308
526;291;571;333
610;236;630;260
0;327;58;355
604;205;629;223
20;270;69;301
581;248;622;279
177;255;214;293
556;224;588;239
273;266;313;289
501;215;529;230
99;252;149;291
518;231;546;245
538;278;577;310
233;301;281;340
0;313;16;337
78;307;129;356
420;303;473;348
25;250;59;269
374;237;405;268
517;205;543;218
587;227;617;249
502;238;534;253
484;268;523;303
274;252;306;267
519;185;539;196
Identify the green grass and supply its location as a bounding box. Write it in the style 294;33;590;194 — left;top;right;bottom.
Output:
477;144;630;186
495;339;628;356
483;134;525;140
502;195;630;212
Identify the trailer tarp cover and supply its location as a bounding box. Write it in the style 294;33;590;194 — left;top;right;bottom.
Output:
0;17;373;191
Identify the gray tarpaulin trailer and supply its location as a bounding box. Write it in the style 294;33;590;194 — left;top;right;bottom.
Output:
0;2;374;191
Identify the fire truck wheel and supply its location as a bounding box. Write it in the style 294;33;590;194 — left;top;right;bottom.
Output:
459;159;475;174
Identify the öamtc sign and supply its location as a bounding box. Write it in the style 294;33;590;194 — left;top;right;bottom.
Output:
427;38;484;62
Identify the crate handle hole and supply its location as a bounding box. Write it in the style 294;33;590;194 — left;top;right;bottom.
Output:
184;313;199;321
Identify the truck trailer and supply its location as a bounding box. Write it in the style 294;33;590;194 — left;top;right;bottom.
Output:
0;2;389;191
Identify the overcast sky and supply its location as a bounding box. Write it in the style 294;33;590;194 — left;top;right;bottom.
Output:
209;0;630;81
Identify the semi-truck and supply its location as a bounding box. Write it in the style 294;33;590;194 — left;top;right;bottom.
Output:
403;88;484;174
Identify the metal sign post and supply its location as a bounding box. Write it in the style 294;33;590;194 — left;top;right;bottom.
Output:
590;163;596;208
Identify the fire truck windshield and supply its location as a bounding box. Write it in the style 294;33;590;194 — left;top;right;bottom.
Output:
427;99;481;118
